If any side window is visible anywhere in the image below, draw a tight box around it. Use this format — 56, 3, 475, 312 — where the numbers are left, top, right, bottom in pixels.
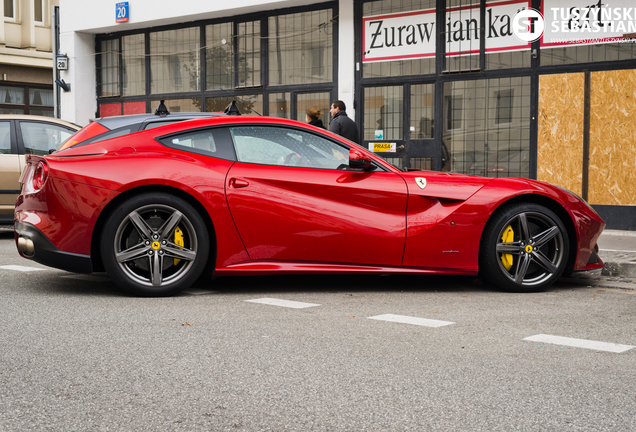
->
158, 128, 236, 161
229, 126, 350, 169
20, 122, 76, 155
0, 122, 11, 154
84, 127, 135, 145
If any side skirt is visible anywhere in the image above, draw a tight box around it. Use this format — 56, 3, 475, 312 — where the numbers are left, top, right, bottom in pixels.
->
214, 261, 478, 277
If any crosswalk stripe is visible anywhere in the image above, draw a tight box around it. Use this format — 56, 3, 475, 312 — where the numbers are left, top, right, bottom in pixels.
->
0, 265, 45, 272
245, 298, 320, 309
368, 314, 455, 327
524, 334, 635, 353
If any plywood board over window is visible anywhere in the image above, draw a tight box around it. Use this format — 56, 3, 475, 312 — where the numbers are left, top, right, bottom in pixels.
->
588, 70, 636, 206
537, 73, 585, 196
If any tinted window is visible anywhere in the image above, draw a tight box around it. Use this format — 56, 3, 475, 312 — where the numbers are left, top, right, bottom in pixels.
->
159, 128, 236, 161
20, 122, 76, 155
0, 121, 11, 154
229, 126, 350, 169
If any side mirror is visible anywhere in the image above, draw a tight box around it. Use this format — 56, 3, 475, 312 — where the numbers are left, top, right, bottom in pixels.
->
349, 148, 376, 171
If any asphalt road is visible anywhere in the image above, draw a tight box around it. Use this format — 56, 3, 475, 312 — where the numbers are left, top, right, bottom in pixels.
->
1, 230, 635, 431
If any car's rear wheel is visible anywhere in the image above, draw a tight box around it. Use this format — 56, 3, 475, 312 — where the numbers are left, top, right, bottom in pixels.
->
101, 193, 210, 296
480, 203, 569, 293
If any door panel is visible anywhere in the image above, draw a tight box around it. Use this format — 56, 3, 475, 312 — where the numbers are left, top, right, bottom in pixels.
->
225, 163, 408, 266
0, 121, 19, 217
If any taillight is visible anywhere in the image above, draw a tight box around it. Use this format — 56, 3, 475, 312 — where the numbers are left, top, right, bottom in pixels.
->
33, 162, 49, 190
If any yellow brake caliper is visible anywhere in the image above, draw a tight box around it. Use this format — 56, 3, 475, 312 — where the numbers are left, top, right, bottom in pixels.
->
174, 227, 184, 265
500, 225, 514, 271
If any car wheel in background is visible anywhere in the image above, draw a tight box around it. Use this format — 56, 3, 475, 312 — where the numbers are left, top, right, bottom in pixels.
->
100, 193, 210, 296
480, 203, 569, 293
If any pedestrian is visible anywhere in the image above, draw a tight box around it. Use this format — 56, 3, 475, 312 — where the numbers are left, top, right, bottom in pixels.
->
305, 108, 326, 129
328, 100, 359, 144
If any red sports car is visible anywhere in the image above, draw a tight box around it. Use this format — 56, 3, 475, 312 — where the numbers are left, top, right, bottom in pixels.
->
14, 113, 605, 296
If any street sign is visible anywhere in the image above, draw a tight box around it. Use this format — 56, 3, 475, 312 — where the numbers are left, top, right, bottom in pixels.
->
56, 55, 68, 70
116, 2, 129, 23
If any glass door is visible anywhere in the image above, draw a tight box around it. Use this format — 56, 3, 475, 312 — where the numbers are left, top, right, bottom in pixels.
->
362, 84, 442, 171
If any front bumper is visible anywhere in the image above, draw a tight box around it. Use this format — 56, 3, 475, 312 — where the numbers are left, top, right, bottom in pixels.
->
14, 221, 93, 273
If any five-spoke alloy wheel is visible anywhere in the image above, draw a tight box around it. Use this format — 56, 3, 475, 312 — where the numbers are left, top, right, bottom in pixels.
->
480, 203, 569, 292
101, 193, 210, 296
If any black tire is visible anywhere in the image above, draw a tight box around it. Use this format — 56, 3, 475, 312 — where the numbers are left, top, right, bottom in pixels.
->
100, 193, 210, 296
480, 203, 569, 293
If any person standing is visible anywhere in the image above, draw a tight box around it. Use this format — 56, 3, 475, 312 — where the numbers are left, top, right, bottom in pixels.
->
305, 108, 326, 129
328, 100, 359, 144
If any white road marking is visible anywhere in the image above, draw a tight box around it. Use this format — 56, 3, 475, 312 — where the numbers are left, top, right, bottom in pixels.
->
61, 274, 110, 282
368, 314, 455, 327
524, 334, 635, 353
0, 265, 45, 272
245, 298, 320, 309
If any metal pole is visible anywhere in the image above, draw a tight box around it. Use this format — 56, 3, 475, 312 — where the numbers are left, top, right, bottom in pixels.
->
52, 5, 60, 118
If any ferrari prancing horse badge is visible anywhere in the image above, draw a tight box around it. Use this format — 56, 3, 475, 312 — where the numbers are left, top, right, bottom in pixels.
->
415, 177, 427, 189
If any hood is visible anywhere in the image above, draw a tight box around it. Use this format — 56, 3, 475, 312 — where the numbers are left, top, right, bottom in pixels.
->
399, 171, 493, 201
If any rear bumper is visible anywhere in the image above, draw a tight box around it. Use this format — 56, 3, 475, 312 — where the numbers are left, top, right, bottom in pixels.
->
14, 221, 92, 273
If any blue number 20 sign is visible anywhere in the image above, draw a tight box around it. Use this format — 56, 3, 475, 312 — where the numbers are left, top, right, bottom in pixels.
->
116, 2, 129, 23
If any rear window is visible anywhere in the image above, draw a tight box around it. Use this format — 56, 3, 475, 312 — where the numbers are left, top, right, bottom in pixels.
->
57, 122, 109, 151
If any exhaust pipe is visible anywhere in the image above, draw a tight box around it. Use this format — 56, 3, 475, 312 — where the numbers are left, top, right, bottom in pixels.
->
17, 237, 35, 255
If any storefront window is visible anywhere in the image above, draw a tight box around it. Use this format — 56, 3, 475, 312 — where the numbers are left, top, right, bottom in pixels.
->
151, 98, 201, 113
237, 21, 261, 88
444, 0, 480, 72
269, 93, 290, 118
99, 39, 119, 97
364, 86, 403, 141
444, 77, 530, 178
206, 95, 263, 115
269, 9, 333, 85
542, 44, 636, 66
410, 84, 434, 139
206, 22, 234, 90
123, 34, 146, 96
150, 27, 201, 94
362, 0, 436, 78
540, 1, 636, 66
297, 92, 331, 128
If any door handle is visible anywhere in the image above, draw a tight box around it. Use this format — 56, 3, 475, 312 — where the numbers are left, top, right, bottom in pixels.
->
397, 145, 405, 151
231, 178, 249, 188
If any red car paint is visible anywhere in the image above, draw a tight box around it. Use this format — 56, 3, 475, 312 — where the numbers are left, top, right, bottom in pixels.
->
15, 115, 604, 284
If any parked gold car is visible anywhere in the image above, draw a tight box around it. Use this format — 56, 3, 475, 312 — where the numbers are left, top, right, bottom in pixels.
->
0, 115, 80, 223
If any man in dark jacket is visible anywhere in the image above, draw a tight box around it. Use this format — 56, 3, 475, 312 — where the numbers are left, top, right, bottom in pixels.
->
329, 100, 360, 144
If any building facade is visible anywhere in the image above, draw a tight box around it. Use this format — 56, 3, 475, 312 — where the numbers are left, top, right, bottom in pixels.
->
1, 0, 58, 116
59, 0, 636, 229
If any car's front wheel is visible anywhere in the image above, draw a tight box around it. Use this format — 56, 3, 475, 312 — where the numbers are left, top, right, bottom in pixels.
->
101, 193, 210, 296
480, 203, 569, 293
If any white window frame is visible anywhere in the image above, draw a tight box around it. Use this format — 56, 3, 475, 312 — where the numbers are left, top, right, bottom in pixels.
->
3, 0, 17, 21
34, 0, 45, 25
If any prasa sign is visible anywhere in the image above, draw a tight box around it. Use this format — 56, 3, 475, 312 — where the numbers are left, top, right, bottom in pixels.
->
363, 0, 531, 63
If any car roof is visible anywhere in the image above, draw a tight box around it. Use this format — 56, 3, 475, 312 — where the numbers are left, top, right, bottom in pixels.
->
0, 114, 81, 130
93, 112, 225, 130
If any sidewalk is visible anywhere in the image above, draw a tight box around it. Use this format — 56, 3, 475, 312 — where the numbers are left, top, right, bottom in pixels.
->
563, 229, 636, 290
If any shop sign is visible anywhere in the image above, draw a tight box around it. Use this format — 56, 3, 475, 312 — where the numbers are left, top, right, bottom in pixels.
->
541, 0, 636, 47
363, 0, 532, 63
369, 142, 397, 152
